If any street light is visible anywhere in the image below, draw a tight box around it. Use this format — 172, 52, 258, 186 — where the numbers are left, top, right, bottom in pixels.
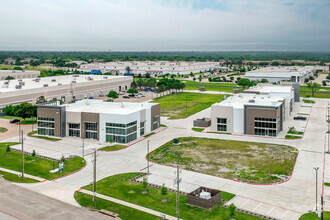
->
314, 167, 319, 212
185, 96, 187, 116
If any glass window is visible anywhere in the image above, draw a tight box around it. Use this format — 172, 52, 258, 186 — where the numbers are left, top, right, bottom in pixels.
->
216, 118, 227, 132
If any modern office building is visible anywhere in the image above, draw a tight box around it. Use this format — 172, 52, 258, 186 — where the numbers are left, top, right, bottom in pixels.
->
80, 61, 221, 76
245, 66, 313, 83
0, 74, 132, 109
0, 70, 40, 80
211, 84, 296, 136
37, 100, 161, 144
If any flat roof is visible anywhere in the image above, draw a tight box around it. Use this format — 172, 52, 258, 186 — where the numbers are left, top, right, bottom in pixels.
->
246, 66, 312, 77
65, 99, 157, 115
0, 70, 40, 75
0, 74, 130, 93
81, 61, 219, 68
245, 84, 293, 94
213, 93, 284, 109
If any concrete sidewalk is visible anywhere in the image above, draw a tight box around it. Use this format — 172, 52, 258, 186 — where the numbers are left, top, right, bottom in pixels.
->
0, 167, 46, 182
80, 189, 178, 220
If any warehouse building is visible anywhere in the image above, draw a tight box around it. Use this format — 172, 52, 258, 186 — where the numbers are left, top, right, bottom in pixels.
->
0, 70, 40, 80
245, 66, 313, 83
0, 74, 132, 109
211, 84, 296, 136
37, 100, 160, 144
80, 61, 221, 76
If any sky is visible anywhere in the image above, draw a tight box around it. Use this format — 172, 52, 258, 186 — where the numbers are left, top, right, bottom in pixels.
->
0, 0, 329, 51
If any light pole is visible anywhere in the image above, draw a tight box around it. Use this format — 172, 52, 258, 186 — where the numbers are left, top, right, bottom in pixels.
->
82, 138, 85, 158
328, 103, 329, 153
147, 140, 150, 174
21, 130, 24, 178
314, 167, 319, 212
185, 96, 187, 116
92, 148, 97, 203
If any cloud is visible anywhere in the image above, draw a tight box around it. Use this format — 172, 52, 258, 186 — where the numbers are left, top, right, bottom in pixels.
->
0, 0, 329, 51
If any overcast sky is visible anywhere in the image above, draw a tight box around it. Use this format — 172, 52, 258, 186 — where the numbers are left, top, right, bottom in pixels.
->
0, 0, 329, 51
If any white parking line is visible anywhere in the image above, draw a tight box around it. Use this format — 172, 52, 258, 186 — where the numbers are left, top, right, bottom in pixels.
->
239, 199, 250, 208
280, 210, 289, 219
266, 206, 275, 215
252, 202, 262, 211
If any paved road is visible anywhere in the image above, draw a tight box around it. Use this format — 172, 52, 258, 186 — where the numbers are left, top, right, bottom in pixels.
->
0, 98, 328, 219
0, 179, 111, 220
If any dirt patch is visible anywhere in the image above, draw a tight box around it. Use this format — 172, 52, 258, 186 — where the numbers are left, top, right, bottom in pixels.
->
149, 137, 297, 184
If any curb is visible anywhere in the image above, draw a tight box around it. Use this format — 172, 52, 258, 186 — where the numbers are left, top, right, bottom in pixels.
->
52, 159, 88, 181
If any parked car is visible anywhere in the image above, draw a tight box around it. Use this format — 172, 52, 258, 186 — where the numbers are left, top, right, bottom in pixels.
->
137, 93, 145, 97
118, 91, 125, 95
9, 119, 20, 123
294, 116, 307, 121
123, 96, 130, 99
128, 94, 135, 97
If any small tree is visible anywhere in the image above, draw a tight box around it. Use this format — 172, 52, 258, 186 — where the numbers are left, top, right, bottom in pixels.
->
107, 90, 118, 100
193, 77, 196, 82
323, 80, 327, 86
161, 183, 168, 202
32, 150, 36, 161
142, 177, 148, 194
127, 88, 138, 94
228, 204, 236, 218
307, 82, 321, 97
198, 77, 202, 82
5, 145, 10, 155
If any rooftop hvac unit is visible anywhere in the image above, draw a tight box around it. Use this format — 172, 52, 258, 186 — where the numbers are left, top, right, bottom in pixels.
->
51, 79, 56, 82
43, 84, 48, 87
103, 76, 108, 79
249, 99, 255, 103
15, 85, 22, 89
72, 81, 76, 83
18, 79, 22, 82
19, 82, 25, 86
58, 83, 62, 86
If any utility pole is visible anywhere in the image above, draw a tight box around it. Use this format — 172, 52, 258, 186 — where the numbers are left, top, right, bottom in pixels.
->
19, 124, 21, 143
147, 140, 150, 174
21, 130, 24, 178
185, 96, 187, 116
174, 165, 181, 220
93, 149, 97, 202
314, 167, 319, 211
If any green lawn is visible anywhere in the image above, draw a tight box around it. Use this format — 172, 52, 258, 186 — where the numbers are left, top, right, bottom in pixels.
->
0, 170, 39, 183
192, 128, 205, 132
144, 132, 155, 137
148, 137, 297, 184
300, 93, 330, 99
98, 145, 127, 151
0, 142, 85, 180
183, 85, 236, 93
151, 92, 227, 119
160, 124, 167, 127
285, 135, 303, 139
287, 130, 304, 135
75, 191, 159, 220
299, 212, 330, 220
324, 182, 330, 187
28, 131, 61, 141
0, 116, 37, 124
302, 99, 315, 104
184, 80, 239, 87
80, 172, 261, 220
0, 127, 8, 133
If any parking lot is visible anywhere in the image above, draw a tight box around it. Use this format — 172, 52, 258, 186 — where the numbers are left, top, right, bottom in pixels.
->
0, 119, 34, 141
95, 90, 156, 103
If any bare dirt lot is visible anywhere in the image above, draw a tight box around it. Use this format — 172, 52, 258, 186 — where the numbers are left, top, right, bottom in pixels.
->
148, 137, 297, 184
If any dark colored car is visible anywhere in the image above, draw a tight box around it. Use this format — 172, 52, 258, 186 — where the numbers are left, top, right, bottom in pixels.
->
128, 94, 135, 97
9, 119, 20, 123
123, 96, 130, 99
294, 116, 307, 121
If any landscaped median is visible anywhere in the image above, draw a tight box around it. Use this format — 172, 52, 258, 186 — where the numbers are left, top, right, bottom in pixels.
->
98, 145, 127, 151
0, 127, 8, 133
151, 92, 228, 119
0, 170, 39, 183
299, 212, 330, 219
0, 142, 85, 181
28, 131, 62, 141
74, 172, 261, 220
148, 137, 298, 184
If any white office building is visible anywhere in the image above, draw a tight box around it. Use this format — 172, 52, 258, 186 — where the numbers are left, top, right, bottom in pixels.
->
245, 66, 313, 83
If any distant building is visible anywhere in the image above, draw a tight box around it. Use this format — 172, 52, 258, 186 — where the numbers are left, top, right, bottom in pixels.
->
245, 66, 313, 83
0, 74, 132, 108
37, 100, 160, 144
0, 70, 40, 80
80, 61, 222, 76
211, 84, 296, 137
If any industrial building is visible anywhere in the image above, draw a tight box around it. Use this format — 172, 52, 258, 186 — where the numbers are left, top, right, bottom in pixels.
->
245, 66, 313, 83
0, 74, 132, 109
0, 70, 40, 80
80, 61, 222, 76
211, 84, 296, 136
37, 100, 160, 144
